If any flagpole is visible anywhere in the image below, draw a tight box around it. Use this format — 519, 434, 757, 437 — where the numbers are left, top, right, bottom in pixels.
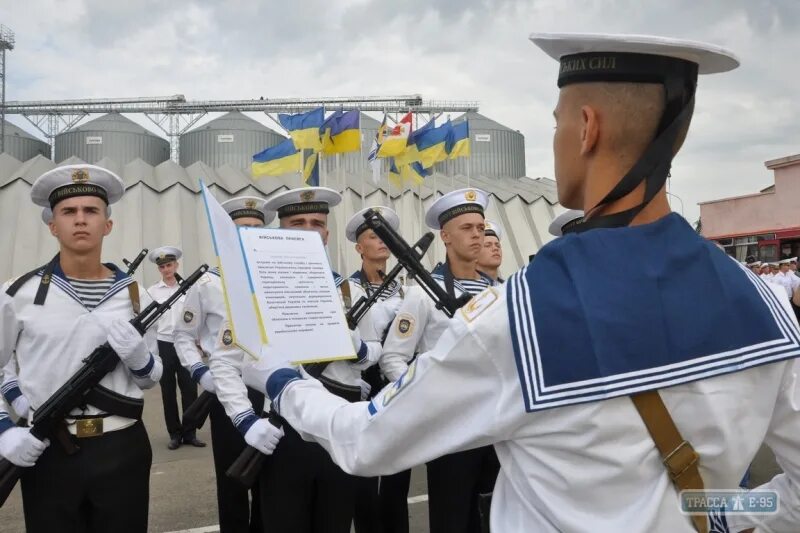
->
299, 148, 304, 186
358, 110, 366, 208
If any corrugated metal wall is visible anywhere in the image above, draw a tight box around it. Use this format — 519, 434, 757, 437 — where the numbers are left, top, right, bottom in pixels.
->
54, 113, 170, 166
179, 112, 287, 171
0, 153, 561, 288
2, 121, 51, 161
448, 112, 526, 179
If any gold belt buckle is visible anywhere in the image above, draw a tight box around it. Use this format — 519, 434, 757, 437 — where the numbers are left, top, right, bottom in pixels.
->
76, 418, 104, 438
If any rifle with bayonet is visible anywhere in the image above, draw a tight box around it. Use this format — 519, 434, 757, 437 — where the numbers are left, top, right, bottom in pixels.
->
123, 248, 148, 277
226, 226, 437, 488
0, 264, 209, 507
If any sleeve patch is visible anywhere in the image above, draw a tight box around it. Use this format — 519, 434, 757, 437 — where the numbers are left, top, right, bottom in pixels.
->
183, 309, 196, 324
395, 313, 416, 337
460, 287, 498, 323
382, 359, 418, 407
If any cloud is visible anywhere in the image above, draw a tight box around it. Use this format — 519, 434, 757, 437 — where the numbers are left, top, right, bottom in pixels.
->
3, 0, 798, 224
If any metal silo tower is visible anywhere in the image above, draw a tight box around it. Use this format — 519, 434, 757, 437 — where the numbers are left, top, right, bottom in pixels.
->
0, 25, 15, 154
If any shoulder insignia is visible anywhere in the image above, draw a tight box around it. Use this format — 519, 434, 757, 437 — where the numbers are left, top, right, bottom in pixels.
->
460, 287, 498, 323
395, 312, 415, 337
183, 310, 195, 324
221, 329, 233, 346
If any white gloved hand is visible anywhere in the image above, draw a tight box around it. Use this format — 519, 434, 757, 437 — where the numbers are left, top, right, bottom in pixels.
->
244, 418, 284, 455
107, 320, 151, 371
11, 396, 30, 418
0, 427, 49, 467
358, 378, 372, 400
199, 372, 216, 394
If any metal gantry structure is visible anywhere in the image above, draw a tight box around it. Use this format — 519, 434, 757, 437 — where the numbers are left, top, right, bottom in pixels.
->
0, 25, 15, 154
3, 94, 479, 162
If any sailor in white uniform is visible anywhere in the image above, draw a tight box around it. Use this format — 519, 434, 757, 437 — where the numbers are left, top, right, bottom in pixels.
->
345, 206, 409, 533
243, 34, 800, 533
772, 258, 800, 298
0, 164, 162, 533
378, 188, 498, 533
214, 186, 380, 533
173, 196, 278, 532
477, 220, 504, 283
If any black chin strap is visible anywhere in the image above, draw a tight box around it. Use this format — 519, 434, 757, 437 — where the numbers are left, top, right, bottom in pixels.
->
565, 68, 697, 234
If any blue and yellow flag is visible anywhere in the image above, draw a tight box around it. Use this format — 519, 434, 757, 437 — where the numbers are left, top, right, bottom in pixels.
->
278, 107, 324, 151
252, 138, 301, 177
447, 120, 470, 159
389, 158, 430, 187
303, 150, 319, 186
321, 110, 360, 155
415, 120, 452, 169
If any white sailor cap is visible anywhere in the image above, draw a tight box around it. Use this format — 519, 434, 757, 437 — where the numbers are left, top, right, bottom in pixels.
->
148, 246, 182, 266
264, 187, 342, 219
529, 33, 739, 88
780, 257, 798, 265
346, 206, 399, 243
31, 164, 125, 208
548, 210, 585, 237
221, 196, 275, 225
746, 261, 762, 268
425, 188, 490, 230
484, 220, 503, 241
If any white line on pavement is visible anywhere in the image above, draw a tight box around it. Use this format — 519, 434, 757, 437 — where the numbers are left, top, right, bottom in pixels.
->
163, 495, 430, 532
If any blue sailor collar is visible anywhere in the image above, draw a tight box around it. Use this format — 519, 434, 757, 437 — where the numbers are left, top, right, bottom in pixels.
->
507, 213, 800, 412
43, 257, 134, 310
332, 271, 344, 288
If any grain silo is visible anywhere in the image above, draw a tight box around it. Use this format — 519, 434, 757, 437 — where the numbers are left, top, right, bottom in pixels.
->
2, 120, 51, 161
179, 112, 286, 171
449, 111, 525, 179
54, 113, 170, 166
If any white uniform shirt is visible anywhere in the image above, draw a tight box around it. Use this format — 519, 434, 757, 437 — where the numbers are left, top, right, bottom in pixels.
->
0, 269, 161, 432
148, 279, 184, 342
275, 281, 800, 533
380, 271, 493, 381
772, 271, 800, 298
173, 269, 220, 382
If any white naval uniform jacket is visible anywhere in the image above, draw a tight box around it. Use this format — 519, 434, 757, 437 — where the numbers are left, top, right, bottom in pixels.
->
0, 266, 161, 432
274, 281, 800, 533
148, 279, 185, 343
173, 268, 218, 384
379, 270, 493, 382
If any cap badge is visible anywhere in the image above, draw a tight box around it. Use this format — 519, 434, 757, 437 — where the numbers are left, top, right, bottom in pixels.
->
300, 190, 315, 202
465, 190, 477, 202
244, 199, 257, 209
71, 168, 90, 184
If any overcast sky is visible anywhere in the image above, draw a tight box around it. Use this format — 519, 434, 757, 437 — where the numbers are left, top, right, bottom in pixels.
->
3, 0, 798, 223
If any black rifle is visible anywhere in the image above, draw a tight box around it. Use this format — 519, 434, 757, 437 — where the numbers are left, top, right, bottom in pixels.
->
181, 389, 215, 432
0, 264, 209, 507
123, 248, 148, 277
226, 230, 439, 487
361, 208, 472, 316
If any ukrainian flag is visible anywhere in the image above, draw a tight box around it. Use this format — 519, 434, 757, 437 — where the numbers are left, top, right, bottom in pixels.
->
321, 110, 361, 155
415, 121, 452, 169
251, 138, 301, 177
389, 158, 429, 187
447, 121, 471, 159
304, 151, 320, 186
278, 107, 324, 151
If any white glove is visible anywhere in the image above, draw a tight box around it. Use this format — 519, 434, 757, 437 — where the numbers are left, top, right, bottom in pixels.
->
199, 372, 216, 394
11, 396, 30, 418
0, 427, 49, 467
107, 320, 151, 371
358, 378, 372, 400
244, 418, 284, 455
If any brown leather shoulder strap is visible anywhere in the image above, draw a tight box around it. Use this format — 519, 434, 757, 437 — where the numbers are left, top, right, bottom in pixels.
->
340, 279, 352, 310
630, 390, 708, 533
127, 282, 141, 315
